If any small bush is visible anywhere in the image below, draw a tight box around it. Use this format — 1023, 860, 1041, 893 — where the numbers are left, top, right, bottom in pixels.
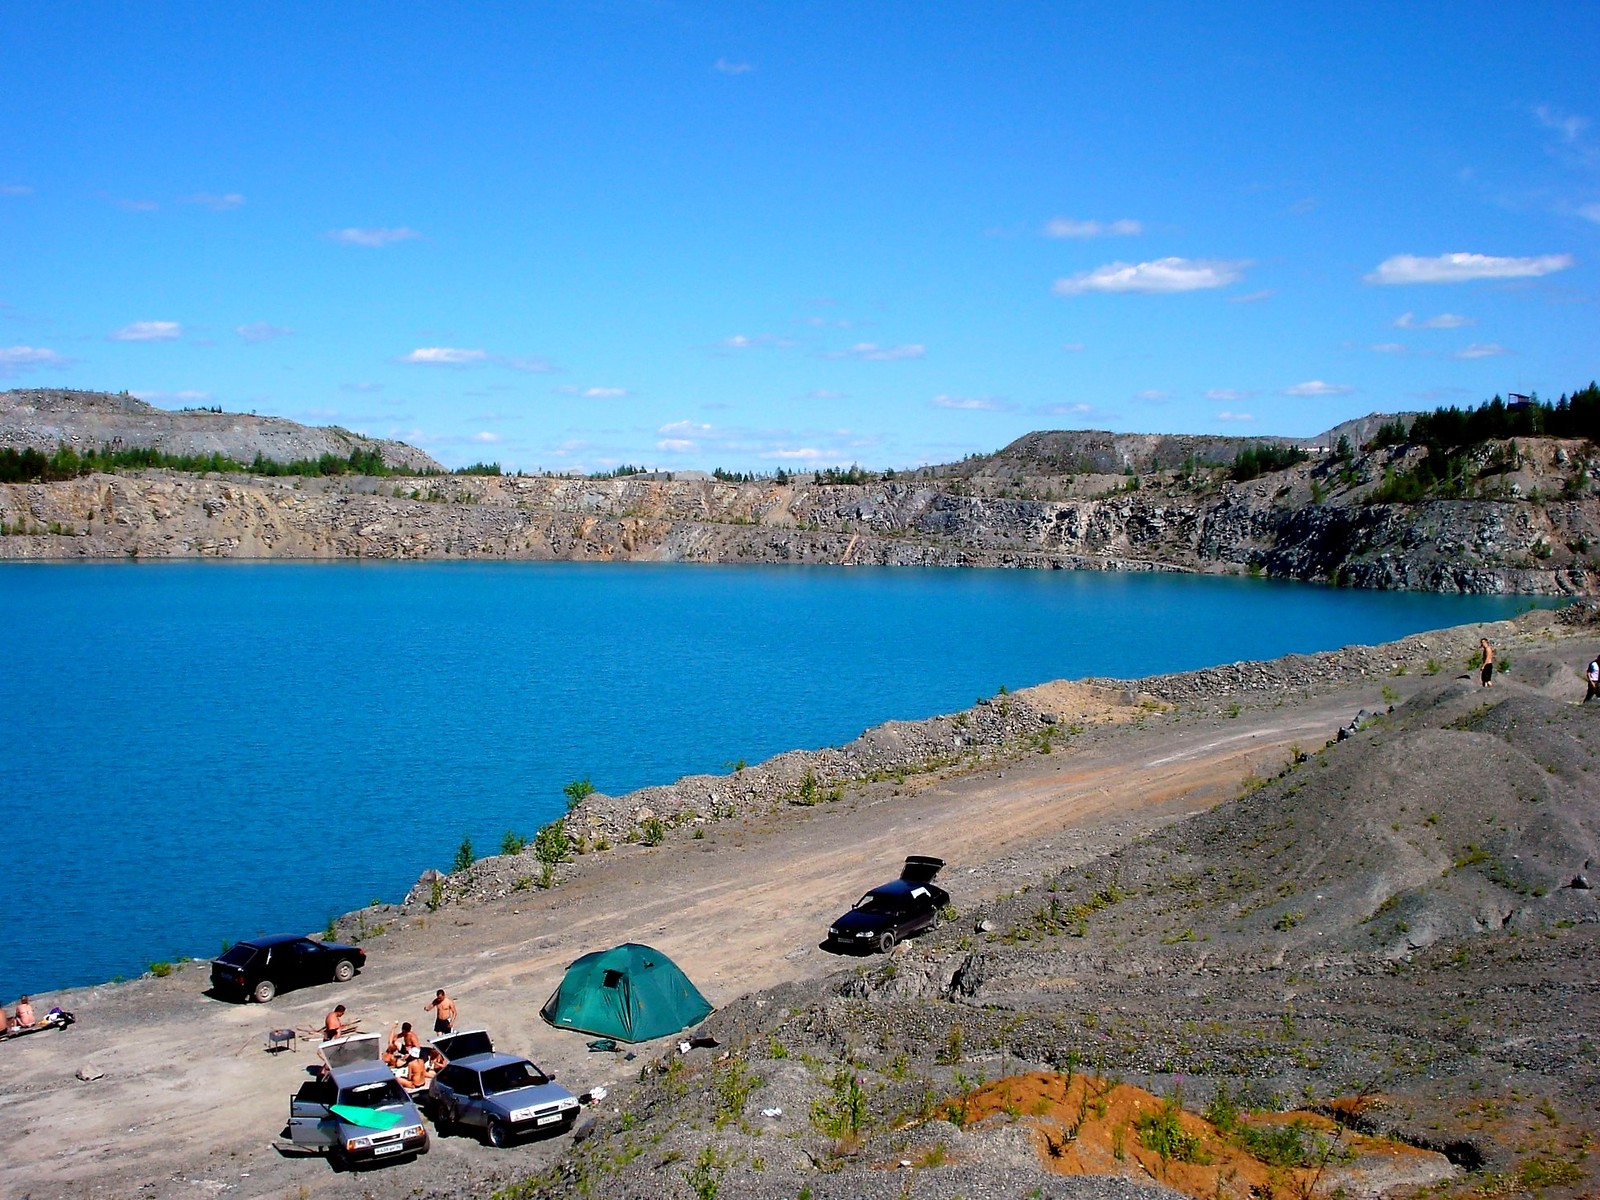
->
500, 829, 527, 856
452, 836, 475, 874
149, 960, 174, 978
534, 821, 570, 865
1136, 1095, 1208, 1163
563, 778, 596, 811
639, 816, 666, 846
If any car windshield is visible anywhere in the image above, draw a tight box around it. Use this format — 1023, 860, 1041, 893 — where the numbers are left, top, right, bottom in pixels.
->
216, 944, 260, 966
482, 1061, 547, 1094
854, 891, 903, 913
339, 1080, 409, 1110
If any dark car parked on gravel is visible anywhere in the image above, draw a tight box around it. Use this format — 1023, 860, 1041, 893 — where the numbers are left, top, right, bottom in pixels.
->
825, 856, 949, 954
210, 933, 366, 1002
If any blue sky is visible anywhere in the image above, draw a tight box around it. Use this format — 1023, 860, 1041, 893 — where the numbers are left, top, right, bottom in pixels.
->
2, 3, 1597, 472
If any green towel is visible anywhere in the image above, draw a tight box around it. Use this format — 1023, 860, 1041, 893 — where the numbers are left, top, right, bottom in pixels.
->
329, 1104, 405, 1131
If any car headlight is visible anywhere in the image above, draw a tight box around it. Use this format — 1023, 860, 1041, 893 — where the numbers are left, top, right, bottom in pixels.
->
402, 1124, 425, 1139
856, 930, 874, 938
509, 1107, 535, 1122
346, 1136, 372, 1151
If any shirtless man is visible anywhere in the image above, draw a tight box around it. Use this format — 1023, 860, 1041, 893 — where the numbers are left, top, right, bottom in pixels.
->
424, 988, 457, 1035
1479, 638, 1495, 687
323, 1004, 347, 1041
398, 1021, 421, 1052
14, 996, 36, 1029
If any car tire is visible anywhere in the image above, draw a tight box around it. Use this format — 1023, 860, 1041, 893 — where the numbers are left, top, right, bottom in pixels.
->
486, 1118, 511, 1149
332, 959, 356, 983
329, 1147, 349, 1173
877, 930, 897, 954
434, 1105, 455, 1137
251, 979, 276, 1003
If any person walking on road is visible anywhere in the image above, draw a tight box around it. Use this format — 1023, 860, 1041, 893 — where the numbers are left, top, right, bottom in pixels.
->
1585, 653, 1599, 703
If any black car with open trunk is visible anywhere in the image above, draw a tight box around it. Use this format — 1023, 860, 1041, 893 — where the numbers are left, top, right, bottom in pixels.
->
825, 856, 949, 954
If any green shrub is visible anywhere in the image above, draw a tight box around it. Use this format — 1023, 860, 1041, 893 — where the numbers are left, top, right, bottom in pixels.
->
639, 816, 666, 846
500, 829, 527, 856
563, 778, 596, 811
1135, 1094, 1208, 1163
452, 836, 475, 874
533, 821, 570, 865
149, 960, 174, 978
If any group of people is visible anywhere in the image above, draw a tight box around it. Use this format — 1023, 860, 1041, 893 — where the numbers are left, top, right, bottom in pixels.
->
318, 988, 458, 1091
1477, 638, 1600, 703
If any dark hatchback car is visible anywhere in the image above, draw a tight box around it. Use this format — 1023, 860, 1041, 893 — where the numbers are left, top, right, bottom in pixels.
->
211, 933, 366, 1002
825, 856, 949, 954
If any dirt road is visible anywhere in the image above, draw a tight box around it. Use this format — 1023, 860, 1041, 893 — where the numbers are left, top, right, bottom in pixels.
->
0, 683, 1376, 1200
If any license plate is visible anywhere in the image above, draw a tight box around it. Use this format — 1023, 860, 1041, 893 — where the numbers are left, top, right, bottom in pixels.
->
374, 1143, 403, 1155
536, 1113, 563, 1125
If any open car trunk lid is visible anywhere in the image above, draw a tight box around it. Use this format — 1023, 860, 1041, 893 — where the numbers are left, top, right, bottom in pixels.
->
900, 855, 945, 884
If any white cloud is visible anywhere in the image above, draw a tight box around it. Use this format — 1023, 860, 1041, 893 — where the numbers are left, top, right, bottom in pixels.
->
1577, 202, 1600, 225
557, 385, 628, 398
1282, 380, 1352, 397
1228, 289, 1276, 304
472, 431, 501, 443
1365, 252, 1574, 285
0, 345, 71, 375
660, 420, 714, 437
1535, 105, 1589, 143
721, 333, 797, 350
502, 355, 555, 373
930, 394, 1012, 411
1205, 388, 1255, 401
658, 438, 696, 452
1061, 341, 1085, 352
765, 447, 828, 461
714, 57, 753, 74
1455, 343, 1509, 359
236, 321, 292, 342
110, 320, 182, 342
117, 198, 159, 212
1, 184, 33, 196
1394, 311, 1473, 329
806, 389, 843, 400
1369, 342, 1408, 354
1037, 401, 1095, 417
401, 346, 486, 365
184, 192, 245, 211
1053, 257, 1248, 295
824, 342, 925, 361
1134, 389, 1169, 402
1043, 217, 1142, 239
329, 226, 421, 247
1216, 411, 1254, 421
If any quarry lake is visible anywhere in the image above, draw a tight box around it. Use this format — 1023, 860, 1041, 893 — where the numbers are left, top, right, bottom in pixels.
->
1, 561, 1549, 996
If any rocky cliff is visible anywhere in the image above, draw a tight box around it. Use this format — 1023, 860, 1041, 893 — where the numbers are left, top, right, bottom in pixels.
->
0, 387, 441, 473
2, 390, 1597, 594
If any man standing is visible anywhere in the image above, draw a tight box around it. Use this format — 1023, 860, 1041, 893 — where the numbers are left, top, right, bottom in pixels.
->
1585, 653, 1599, 703
425, 988, 457, 1035
1479, 638, 1495, 688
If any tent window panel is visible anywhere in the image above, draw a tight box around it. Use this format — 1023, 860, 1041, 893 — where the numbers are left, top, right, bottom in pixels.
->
602, 970, 624, 989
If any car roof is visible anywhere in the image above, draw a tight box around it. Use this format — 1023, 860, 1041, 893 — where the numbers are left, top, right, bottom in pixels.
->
240, 933, 312, 948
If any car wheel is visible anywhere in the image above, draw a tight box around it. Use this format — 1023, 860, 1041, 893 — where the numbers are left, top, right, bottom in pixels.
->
332, 959, 356, 983
251, 979, 276, 1003
877, 930, 897, 954
329, 1147, 349, 1173
434, 1104, 455, 1136
486, 1118, 511, 1148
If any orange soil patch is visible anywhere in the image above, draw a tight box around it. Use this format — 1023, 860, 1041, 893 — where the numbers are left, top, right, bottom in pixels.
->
946, 1073, 1423, 1200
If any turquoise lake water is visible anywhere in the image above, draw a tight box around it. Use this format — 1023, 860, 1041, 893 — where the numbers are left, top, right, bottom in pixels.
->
0, 562, 1546, 997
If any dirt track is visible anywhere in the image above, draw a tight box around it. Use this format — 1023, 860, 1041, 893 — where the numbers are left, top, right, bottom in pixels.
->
0, 669, 1385, 1200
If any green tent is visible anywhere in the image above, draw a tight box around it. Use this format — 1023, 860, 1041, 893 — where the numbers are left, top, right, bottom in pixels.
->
540, 943, 713, 1043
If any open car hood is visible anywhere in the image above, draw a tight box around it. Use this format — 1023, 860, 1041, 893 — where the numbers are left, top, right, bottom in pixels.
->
431, 1028, 493, 1061
320, 1033, 382, 1070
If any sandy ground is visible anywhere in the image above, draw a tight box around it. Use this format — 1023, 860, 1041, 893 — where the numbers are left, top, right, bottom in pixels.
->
0, 677, 1411, 1200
